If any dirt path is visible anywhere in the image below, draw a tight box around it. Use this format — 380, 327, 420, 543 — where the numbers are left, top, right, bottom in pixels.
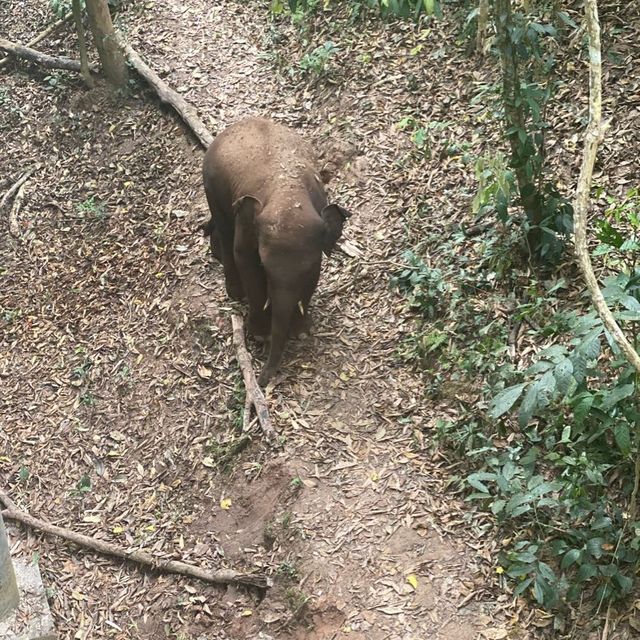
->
125, 3, 507, 638
1, 2, 522, 639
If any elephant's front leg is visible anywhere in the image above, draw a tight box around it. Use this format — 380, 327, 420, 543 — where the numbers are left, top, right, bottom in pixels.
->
204, 191, 244, 300
234, 235, 270, 337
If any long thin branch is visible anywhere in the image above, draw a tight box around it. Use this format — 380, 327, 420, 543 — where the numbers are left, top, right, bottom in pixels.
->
1, 168, 35, 213
0, 490, 268, 589
0, 37, 97, 74
8, 180, 28, 237
231, 314, 277, 444
0, 13, 72, 70
117, 36, 214, 149
573, 0, 640, 373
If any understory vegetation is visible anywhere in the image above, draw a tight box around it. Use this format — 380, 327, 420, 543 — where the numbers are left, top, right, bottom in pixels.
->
264, 0, 640, 627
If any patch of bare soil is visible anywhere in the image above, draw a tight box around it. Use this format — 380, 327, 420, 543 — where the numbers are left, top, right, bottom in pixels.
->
3, 1, 639, 639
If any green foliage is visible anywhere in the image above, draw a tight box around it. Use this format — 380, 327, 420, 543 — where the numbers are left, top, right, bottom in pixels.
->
472, 152, 514, 222
490, 1, 575, 263
396, 116, 462, 163
272, 0, 442, 19
74, 474, 92, 494
391, 231, 513, 393
391, 250, 450, 320
298, 41, 338, 75
76, 196, 108, 221
49, 0, 123, 17
49, 0, 78, 18
397, 188, 640, 616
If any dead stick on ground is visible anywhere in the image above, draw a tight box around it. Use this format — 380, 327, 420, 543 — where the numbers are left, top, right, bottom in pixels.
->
242, 394, 254, 432
231, 314, 277, 444
8, 180, 28, 237
0, 490, 268, 589
0, 168, 35, 214
117, 36, 214, 149
0, 13, 72, 70
0, 37, 97, 74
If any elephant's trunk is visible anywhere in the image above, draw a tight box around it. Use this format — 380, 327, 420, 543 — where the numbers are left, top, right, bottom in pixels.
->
258, 288, 297, 386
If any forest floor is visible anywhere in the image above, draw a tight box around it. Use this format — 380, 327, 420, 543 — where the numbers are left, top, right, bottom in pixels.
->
1, 1, 639, 639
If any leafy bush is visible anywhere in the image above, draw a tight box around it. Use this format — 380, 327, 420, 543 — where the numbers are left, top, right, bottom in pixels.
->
396, 188, 640, 619
298, 41, 338, 75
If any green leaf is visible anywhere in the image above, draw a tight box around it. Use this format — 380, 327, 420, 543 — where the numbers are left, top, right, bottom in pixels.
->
572, 392, 595, 424
514, 577, 533, 595
467, 472, 496, 493
614, 422, 632, 457
614, 573, 633, 594
560, 548, 581, 570
586, 537, 604, 559
554, 358, 575, 395
491, 499, 506, 515
600, 383, 635, 411
577, 563, 598, 581
519, 382, 539, 427
489, 383, 526, 419
518, 371, 556, 427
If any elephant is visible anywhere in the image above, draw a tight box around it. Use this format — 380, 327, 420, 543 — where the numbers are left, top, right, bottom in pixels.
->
201, 117, 350, 386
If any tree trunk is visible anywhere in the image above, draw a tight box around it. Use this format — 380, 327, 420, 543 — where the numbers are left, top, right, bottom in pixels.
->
476, 0, 490, 55
494, 0, 543, 252
73, 0, 94, 87
85, 0, 127, 87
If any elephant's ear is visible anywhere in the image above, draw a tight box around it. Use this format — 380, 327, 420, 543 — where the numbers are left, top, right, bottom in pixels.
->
232, 195, 263, 223
320, 204, 351, 257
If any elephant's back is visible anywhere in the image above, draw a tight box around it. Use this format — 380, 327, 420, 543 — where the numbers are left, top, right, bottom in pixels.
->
203, 117, 320, 201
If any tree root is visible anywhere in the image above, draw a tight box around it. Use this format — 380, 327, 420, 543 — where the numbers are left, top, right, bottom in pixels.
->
8, 180, 28, 237
1, 168, 35, 225
117, 36, 214, 148
0, 489, 269, 590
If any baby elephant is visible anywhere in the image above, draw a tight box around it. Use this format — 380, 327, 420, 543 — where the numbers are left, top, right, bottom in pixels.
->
202, 117, 350, 386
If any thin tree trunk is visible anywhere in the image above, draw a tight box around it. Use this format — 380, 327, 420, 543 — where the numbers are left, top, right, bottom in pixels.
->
573, 0, 640, 373
476, 0, 490, 55
72, 0, 94, 88
494, 0, 543, 251
85, 0, 127, 87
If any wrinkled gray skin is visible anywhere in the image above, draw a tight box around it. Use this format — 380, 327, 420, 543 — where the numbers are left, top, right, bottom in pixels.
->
202, 117, 350, 386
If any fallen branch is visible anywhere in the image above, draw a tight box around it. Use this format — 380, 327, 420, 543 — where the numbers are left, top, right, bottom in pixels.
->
8, 180, 29, 237
117, 36, 214, 149
231, 314, 277, 444
1, 168, 35, 214
0, 37, 97, 74
0, 13, 72, 70
0, 489, 268, 589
